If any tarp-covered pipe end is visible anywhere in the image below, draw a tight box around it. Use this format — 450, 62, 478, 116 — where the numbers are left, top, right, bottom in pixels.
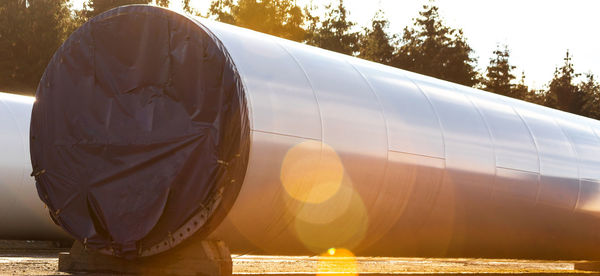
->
30, 5, 250, 258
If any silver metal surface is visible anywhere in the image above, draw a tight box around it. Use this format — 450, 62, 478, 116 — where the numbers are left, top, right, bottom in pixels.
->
0, 92, 68, 240
3, 8, 600, 258
202, 19, 600, 258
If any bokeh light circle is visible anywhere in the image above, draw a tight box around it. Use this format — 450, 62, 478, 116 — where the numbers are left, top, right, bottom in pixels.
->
280, 141, 344, 204
293, 181, 369, 253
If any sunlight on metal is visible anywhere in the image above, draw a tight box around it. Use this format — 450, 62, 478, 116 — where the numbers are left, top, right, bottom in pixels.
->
317, 248, 358, 276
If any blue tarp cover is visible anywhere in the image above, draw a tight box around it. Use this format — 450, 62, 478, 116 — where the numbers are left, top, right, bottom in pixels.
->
30, 5, 249, 258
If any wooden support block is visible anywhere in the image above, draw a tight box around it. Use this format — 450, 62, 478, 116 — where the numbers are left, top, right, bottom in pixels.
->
58, 239, 232, 275
574, 261, 600, 272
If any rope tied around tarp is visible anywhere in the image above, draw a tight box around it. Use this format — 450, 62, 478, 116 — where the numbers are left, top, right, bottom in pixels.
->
31, 168, 46, 177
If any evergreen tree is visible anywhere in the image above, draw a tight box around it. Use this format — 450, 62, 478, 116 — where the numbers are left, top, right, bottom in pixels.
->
358, 10, 395, 65
0, 0, 76, 94
304, 0, 359, 55
208, 0, 237, 23
545, 50, 584, 114
512, 72, 528, 98
525, 90, 547, 106
182, 0, 204, 16
155, 0, 169, 7
483, 45, 517, 98
82, 0, 152, 19
579, 73, 600, 119
208, 0, 305, 42
393, 3, 478, 87
512, 72, 545, 105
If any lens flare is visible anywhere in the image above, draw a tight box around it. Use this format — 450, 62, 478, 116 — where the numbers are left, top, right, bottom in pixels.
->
317, 248, 358, 276
293, 183, 369, 253
292, 176, 354, 225
280, 141, 344, 204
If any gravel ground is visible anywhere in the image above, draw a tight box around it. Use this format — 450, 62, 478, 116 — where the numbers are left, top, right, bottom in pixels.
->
0, 250, 598, 275
0, 251, 67, 275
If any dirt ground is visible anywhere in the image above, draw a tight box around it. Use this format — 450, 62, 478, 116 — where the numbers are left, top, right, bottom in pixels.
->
1, 250, 599, 275
0, 240, 598, 275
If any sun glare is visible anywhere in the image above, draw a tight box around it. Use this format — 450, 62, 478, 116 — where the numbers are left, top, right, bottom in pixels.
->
317, 248, 358, 276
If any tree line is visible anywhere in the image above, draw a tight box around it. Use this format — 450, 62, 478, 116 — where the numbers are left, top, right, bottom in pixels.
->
1, 0, 599, 119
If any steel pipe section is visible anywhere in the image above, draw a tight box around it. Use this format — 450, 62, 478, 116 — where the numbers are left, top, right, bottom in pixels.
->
0, 92, 69, 240
6, 5, 600, 259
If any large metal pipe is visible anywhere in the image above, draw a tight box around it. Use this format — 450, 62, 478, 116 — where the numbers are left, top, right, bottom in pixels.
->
0, 92, 69, 240
4, 5, 600, 259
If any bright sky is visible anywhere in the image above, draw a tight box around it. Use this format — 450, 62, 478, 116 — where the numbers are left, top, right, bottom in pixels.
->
72, 0, 600, 89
